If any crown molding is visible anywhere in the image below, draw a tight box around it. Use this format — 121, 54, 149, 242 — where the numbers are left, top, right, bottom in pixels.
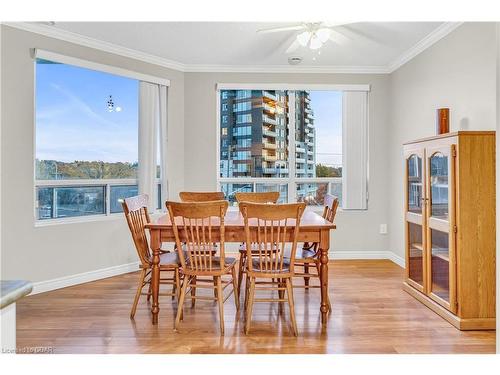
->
387, 22, 463, 73
3, 21, 463, 75
2, 21, 188, 72
182, 64, 390, 74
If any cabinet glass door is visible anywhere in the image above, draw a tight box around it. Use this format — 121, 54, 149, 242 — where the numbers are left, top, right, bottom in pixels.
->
429, 153, 449, 220
407, 154, 423, 214
405, 151, 426, 292
426, 146, 456, 312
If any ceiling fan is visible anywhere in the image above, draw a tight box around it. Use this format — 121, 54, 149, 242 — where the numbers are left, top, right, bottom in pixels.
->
257, 22, 348, 53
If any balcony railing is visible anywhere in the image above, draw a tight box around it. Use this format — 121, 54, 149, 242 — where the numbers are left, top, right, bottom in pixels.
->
218, 177, 342, 207
262, 128, 277, 137
262, 168, 277, 174
263, 103, 276, 114
296, 146, 306, 153
35, 178, 162, 221
263, 115, 277, 126
296, 158, 306, 163
263, 91, 277, 101
262, 154, 277, 162
262, 142, 277, 149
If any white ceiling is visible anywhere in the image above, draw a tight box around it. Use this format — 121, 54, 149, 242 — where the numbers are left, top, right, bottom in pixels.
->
18, 22, 462, 73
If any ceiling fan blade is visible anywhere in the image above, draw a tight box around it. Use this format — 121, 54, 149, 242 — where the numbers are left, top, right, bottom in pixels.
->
328, 29, 351, 46
257, 24, 305, 34
323, 22, 353, 29
285, 39, 301, 54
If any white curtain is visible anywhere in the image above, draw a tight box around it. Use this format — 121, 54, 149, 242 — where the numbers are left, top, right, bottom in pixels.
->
158, 85, 168, 208
138, 82, 168, 211
342, 91, 368, 210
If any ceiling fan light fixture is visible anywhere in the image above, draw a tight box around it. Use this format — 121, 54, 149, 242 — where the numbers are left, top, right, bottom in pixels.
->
296, 31, 311, 46
316, 28, 331, 43
309, 34, 323, 50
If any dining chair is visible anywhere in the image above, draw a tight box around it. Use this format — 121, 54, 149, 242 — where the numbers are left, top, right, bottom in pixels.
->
121, 195, 181, 319
179, 191, 225, 202
293, 194, 339, 312
166, 200, 239, 335
239, 201, 306, 336
234, 191, 280, 297
178, 191, 225, 300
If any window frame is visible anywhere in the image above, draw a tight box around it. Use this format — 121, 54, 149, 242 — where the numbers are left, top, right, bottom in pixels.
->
215, 84, 367, 207
33, 50, 169, 225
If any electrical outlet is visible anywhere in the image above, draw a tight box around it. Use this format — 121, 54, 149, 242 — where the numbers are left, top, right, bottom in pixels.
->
379, 224, 388, 234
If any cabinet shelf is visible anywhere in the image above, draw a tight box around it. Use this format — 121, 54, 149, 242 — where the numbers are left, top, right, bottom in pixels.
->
432, 247, 449, 262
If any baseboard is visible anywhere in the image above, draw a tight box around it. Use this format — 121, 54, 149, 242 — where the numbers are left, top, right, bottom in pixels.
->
386, 251, 406, 268
330, 250, 406, 268
29, 251, 405, 295
31, 261, 140, 295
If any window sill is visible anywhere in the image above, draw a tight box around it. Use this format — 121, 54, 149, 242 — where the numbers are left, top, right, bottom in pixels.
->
34, 213, 125, 228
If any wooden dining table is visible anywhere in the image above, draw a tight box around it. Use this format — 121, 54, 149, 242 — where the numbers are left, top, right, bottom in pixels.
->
145, 209, 336, 325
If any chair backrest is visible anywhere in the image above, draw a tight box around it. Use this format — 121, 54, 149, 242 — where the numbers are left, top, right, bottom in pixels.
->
239, 202, 306, 275
323, 194, 339, 223
121, 194, 151, 267
179, 191, 225, 202
166, 200, 229, 273
234, 191, 280, 204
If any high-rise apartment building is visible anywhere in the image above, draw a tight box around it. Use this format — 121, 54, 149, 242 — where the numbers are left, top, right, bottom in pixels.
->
219, 90, 315, 179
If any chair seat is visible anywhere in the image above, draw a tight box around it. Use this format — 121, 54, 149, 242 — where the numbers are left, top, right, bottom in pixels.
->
141, 251, 181, 269
249, 258, 291, 274
182, 244, 217, 255
185, 256, 237, 272
294, 248, 319, 263
238, 243, 279, 254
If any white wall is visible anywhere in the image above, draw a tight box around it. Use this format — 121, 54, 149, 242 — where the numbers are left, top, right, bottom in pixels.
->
0, 25, 185, 283
388, 22, 497, 259
184, 72, 392, 255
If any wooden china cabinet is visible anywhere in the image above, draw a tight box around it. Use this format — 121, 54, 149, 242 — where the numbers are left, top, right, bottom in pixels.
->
403, 131, 496, 330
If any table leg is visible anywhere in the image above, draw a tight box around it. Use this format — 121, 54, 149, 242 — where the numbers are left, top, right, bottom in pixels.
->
150, 229, 161, 324
319, 229, 330, 324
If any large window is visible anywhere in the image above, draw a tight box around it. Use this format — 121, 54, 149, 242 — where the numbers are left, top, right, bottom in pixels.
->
35, 58, 162, 221
218, 89, 344, 206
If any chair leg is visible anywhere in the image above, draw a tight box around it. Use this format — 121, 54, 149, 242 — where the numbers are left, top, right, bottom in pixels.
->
278, 278, 285, 300
191, 276, 197, 308
231, 267, 240, 310
146, 274, 152, 302
130, 269, 147, 319
244, 273, 250, 312
216, 276, 225, 336
237, 254, 245, 299
175, 275, 189, 331
245, 277, 256, 334
174, 268, 181, 301
304, 263, 310, 288
171, 269, 178, 300
285, 278, 298, 336
213, 276, 218, 299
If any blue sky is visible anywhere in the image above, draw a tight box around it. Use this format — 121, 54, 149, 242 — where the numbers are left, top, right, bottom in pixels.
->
36, 60, 139, 163
309, 91, 343, 167
36, 62, 342, 167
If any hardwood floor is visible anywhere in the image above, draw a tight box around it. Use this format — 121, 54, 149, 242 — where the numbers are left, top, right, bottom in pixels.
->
16, 260, 495, 354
